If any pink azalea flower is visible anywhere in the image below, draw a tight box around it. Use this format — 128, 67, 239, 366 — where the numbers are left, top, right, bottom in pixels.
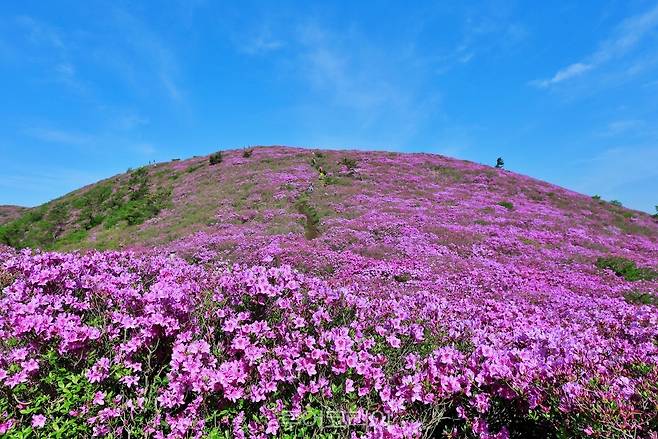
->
31, 414, 46, 428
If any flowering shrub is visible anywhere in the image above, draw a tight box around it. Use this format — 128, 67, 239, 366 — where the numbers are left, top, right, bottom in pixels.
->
1, 248, 657, 438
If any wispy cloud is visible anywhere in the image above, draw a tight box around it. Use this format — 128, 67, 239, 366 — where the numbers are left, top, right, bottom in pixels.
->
296, 23, 429, 116
532, 3, 658, 87
0, 165, 105, 206
133, 143, 156, 155
237, 26, 284, 55
574, 146, 658, 194
114, 111, 150, 130
531, 62, 593, 87
291, 22, 443, 147
15, 16, 89, 93
25, 127, 93, 145
599, 119, 644, 137
17, 15, 65, 50
435, 17, 528, 74
111, 8, 185, 103
22, 124, 158, 158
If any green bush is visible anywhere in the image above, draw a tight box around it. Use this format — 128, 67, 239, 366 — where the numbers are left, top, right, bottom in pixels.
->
592, 195, 601, 201
339, 157, 358, 170
209, 151, 223, 165
242, 149, 253, 158
104, 188, 170, 229
320, 175, 341, 185
623, 291, 658, 306
596, 256, 658, 281
394, 272, 411, 282
497, 201, 514, 210
610, 200, 623, 207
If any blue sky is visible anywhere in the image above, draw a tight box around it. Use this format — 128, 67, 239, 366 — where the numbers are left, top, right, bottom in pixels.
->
1, 1, 657, 213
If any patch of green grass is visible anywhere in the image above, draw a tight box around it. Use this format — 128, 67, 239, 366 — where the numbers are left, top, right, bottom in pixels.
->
497, 201, 514, 210
429, 165, 463, 181
519, 237, 539, 246
623, 291, 658, 306
57, 229, 89, 246
320, 175, 341, 185
295, 194, 321, 240
596, 256, 658, 281
612, 216, 653, 236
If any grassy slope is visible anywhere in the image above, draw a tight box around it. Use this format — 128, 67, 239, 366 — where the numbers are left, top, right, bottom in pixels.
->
0, 206, 28, 226
0, 145, 656, 253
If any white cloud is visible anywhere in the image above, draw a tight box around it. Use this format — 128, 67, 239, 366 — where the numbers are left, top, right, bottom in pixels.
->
532, 3, 658, 87
531, 62, 593, 87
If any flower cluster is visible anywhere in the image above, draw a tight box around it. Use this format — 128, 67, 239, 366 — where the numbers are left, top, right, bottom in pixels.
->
0, 246, 657, 438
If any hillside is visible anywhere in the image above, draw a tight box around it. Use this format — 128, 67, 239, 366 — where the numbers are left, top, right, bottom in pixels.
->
0, 146, 657, 438
0, 205, 27, 226
0, 146, 656, 254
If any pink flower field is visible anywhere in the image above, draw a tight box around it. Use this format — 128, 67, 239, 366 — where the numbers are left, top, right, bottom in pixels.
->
1, 147, 657, 438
